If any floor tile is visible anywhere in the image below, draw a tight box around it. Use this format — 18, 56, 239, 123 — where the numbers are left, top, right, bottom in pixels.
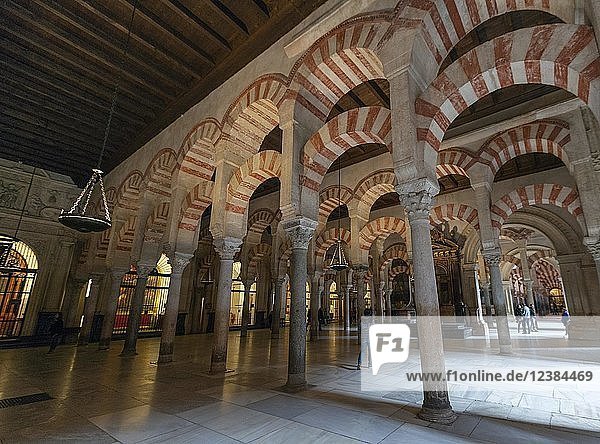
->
381, 423, 475, 443
138, 423, 238, 443
246, 394, 321, 419
251, 421, 363, 443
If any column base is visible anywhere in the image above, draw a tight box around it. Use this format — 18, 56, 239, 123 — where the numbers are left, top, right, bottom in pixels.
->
499, 345, 513, 355
240, 330, 248, 337
210, 360, 227, 374
418, 406, 458, 424
120, 349, 137, 357
285, 373, 306, 391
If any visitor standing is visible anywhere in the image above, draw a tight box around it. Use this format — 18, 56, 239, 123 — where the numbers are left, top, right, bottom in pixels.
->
561, 309, 570, 338
529, 303, 539, 331
521, 304, 531, 334
48, 313, 64, 353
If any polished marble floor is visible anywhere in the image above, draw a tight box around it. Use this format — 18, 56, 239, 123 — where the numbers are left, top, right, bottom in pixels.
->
1, 319, 600, 443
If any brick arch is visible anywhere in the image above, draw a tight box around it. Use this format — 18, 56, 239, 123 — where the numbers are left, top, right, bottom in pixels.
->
302, 106, 391, 191
430, 203, 479, 231
115, 171, 143, 211
359, 216, 407, 251
533, 258, 561, 291
416, 25, 600, 155
177, 118, 220, 182
145, 202, 170, 244
226, 150, 281, 216
389, 264, 410, 280
380, 243, 408, 270
318, 185, 353, 224
354, 169, 397, 217
144, 148, 178, 198
479, 119, 571, 175
116, 215, 137, 252
409, 0, 572, 83
179, 182, 213, 232
221, 75, 286, 158
248, 242, 271, 277
490, 184, 585, 233
528, 250, 556, 267
315, 227, 351, 261
246, 209, 276, 245
287, 14, 391, 124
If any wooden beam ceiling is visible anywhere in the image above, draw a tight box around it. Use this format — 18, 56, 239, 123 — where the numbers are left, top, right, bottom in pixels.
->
1, 0, 328, 185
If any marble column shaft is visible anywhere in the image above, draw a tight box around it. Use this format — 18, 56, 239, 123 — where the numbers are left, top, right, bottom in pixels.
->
240, 279, 253, 337
98, 269, 128, 350
310, 272, 321, 341
271, 277, 285, 339
344, 284, 351, 331
210, 238, 242, 373
121, 264, 153, 356
158, 252, 193, 363
77, 273, 102, 346
484, 249, 512, 354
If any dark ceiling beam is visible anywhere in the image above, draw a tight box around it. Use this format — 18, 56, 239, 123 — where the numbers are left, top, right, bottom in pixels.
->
117, 0, 215, 66
73, 0, 202, 80
1, 2, 175, 103
29, 0, 190, 91
0, 59, 147, 131
205, 0, 249, 34
2, 76, 133, 142
251, 0, 270, 17
164, 0, 231, 51
0, 97, 130, 146
0, 36, 155, 121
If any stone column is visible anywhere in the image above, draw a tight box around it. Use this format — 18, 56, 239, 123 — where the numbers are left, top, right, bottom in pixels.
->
271, 277, 285, 338
310, 271, 321, 341
516, 242, 534, 305
240, 278, 253, 337
64, 278, 88, 329
483, 249, 512, 354
585, 239, 600, 297
343, 284, 351, 331
158, 252, 193, 363
397, 179, 456, 424
210, 237, 242, 373
98, 268, 128, 350
282, 217, 317, 389
481, 280, 492, 317
353, 265, 368, 345
120, 263, 153, 356
77, 272, 103, 346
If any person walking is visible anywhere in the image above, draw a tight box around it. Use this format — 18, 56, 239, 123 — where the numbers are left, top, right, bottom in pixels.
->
521, 304, 531, 334
515, 304, 523, 333
529, 303, 539, 332
561, 309, 570, 338
317, 307, 324, 331
48, 313, 64, 353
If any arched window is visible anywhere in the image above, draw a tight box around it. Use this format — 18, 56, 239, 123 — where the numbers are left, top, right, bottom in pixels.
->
0, 235, 38, 338
114, 253, 171, 335
229, 262, 256, 327
329, 281, 339, 320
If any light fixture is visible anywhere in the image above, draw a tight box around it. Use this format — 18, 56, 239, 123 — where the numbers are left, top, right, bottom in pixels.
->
59, 1, 138, 234
1, 167, 36, 273
329, 156, 348, 271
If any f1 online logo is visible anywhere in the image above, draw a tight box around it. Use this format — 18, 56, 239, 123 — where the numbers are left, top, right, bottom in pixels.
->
369, 324, 410, 375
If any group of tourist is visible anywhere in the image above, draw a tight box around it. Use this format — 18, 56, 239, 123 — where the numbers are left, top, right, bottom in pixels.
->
515, 302, 539, 334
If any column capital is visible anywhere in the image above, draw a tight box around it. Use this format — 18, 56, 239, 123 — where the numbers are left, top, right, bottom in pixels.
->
482, 248, 502, 267
169, 252, 194, 275
89, 271, 105, 284
136, 263, 154, 278
584, 236, 600, 262
273, 276, 286, 286
462, 262, 479, 272
213, 237, 242, 260
396, 177, 439, 222
352, 264, 369, 279
282, 216, 317, 250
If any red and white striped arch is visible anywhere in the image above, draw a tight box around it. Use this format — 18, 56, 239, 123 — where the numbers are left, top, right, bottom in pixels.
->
221, 75, 286, 158
318, 185, 353, 224
528, 250, 555, 267
248, 242, 271, 277
226, 150, 281, 215
437, 149, 477, 179
354, 169, 397, 216
116, 215, 137, 252
533, 259, 562, 291
302, 106, 391, 191
359, 216, 407, 251
389, 264, 410, 280
179, 182, 213, 232
409, 0, 571, 80
246, 209, 276, 245
430, 203, 479, 231
380, 243, 409, 270
416, 25, 600, 154
145, 202, 170, 244
480, 120, 571, 175
491, 184, 584, 232
315, 227, 351, 261
144, 149, 178, 198
115, 171, 143, 211
288, 18, 389, 122
177, 118, 220, 183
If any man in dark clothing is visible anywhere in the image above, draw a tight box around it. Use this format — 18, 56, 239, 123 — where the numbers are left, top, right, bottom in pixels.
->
317, 307, 324, 331
48, 313, 64, 353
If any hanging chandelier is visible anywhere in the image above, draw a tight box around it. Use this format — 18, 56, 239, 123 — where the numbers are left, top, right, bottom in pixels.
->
59, 1, 138, 234
1, 167, 36, 273
329, 156, 349, 271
